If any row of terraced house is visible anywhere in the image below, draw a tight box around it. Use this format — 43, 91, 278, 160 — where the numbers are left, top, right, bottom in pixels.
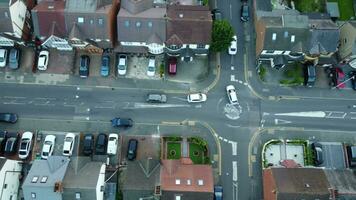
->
0, 0, 212, 62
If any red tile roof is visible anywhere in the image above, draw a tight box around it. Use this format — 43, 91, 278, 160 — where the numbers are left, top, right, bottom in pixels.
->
160, 159, 213, 193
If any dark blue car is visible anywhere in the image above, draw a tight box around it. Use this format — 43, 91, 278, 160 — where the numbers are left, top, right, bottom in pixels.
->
111, 118, 133, 128
100, 55, 110, 77
214, 186, 223, 200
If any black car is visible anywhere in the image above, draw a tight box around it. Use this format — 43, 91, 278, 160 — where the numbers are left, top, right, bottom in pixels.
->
127, 139, 138, 160
111, 118, 133, 128
79, 55, 90, 78
0, 113, 18, 123
95, 133, 107, 155
0, 131, 7, 152
8, 48, 20, 69
4, 133, 18, 155
311, 142, 323, 166
240, 4, 250, 22
212, 9, 222, 20
349, 71, 356, 91
83, 134, 94, 156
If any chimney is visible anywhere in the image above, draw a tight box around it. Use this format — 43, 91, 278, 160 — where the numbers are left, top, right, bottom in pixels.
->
54, 181, 63, 193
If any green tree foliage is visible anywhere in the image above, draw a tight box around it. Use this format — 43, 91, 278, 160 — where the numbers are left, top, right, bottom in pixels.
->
210, 20, 235, 52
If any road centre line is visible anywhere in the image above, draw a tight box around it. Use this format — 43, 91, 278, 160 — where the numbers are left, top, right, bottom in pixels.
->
232, 161, 238, 181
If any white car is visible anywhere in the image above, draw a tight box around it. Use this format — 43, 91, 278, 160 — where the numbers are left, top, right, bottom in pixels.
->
0, 49, 7, 67
187, 93, 207, 103
63, 133, 75, 156
147, 57, 156, 76
228, 35, 237, 55
117, 54, 127, 75
107, 133, 118, 155
18, 131, 33, 159
226, 85, 238, 105
37, 50, 49, 70
41, 135, 56, 159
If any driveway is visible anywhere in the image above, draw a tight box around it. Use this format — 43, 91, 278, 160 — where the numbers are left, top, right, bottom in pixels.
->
320, 142, 346, 169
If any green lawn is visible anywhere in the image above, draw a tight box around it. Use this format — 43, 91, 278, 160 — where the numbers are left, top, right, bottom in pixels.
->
328, 0, 355, 20
189, 143, 207, 164
167, 142, 181, 159
291, 0, 326, 13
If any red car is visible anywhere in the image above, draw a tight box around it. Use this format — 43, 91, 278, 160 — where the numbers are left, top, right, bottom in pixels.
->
168, 57, 177, 75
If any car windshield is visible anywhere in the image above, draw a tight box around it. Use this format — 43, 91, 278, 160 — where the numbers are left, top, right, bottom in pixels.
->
0, 57, 3, 62
19, 151, 26, 155
44, 141, 52, 145
118, 64, 125, 70
148, 66, 155, 71
102, 58, 109, 66
42, 152, 48, 156
20, 141, 28, 149
65, 137, 73, 142
215, 192, 222, 197
109, 137, 116, 141
129, 150, 133, 154
2, 114, 11, 121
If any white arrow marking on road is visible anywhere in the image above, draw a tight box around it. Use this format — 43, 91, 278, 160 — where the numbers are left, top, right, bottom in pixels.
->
232, 161, 238, 181
275, 111, 326, 118
75, 95, 79, 99
274, 119, 292, 125
231, 75, 235, 81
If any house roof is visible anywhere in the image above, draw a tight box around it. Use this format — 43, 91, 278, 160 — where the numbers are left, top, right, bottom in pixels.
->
268, 167, 330, 199
160, 159, 214, 193
326, 2, 340, 18
324, 169, 356, 198
0, 6, 13, 33
118, 6, 165, 19
23, 156, 70, 188
0, 157, 6, 170
63, 157, 104, 189
166, 4, 212, 44
308, 19, 340, 55
65, 0, 111, 12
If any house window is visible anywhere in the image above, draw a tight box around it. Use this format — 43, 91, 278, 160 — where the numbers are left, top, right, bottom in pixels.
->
75, 192, 81, 199
148, 21, 153, 27
78, 17, 84, 23
98, 18, 103, 25
136, 21, 141, 27
40, 176, 48, 183
31, 176, 39, 183
31, 193, 36, 199
124, 20, 129, 27
175, 195, 181, 200
4, 11, 8, 18
4, 184, 7, 189
89, 19, 94, 24
197, 44, 205, 49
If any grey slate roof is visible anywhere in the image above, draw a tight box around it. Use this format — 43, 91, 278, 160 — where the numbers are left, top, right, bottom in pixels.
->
324, 169, 356, 199
308, 19, 340, 55
0, 4, 12, 33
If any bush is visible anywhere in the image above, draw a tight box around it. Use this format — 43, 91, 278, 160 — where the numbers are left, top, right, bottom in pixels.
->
259, 66, 267, 81
165, 136, 182, 142
159, 63, 165, 78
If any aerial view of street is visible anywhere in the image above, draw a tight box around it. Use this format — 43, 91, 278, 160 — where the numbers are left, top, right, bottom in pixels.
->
0, 0, 356, 200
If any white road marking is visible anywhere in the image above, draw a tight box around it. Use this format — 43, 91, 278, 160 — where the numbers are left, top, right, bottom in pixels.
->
223, 139, 228, 142
231, 141, 237, 156
3, 102, 26, 105
132, 103, 190, 109
94, 105, 115, 109
226, 124, 241, 128
218, 136, 223, 140
231, 66, 235, 70
274, 118, 292, 125
231, 75, 235, 81
275, 111, 326, 118
325, 111, 347, 119
232, 161, 238, 181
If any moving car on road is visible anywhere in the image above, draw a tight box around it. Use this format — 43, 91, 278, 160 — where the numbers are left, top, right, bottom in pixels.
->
0, 113, 18, 123
63, 133, 75, 156
240, 4, 250, 22
41, 135, 56, 159
117, 54, 127, 75
226, 85, 238, 105
18, 131, 33, 159
111, 118, 133, 128
214, 185, 223, 200
83, 134, 94, 156
127, 139, 138, 160
146, 94, 167, 103
95, 133, 107, 155
0, 49, 7, 67
79, 55, 90, 78
107, 133, 118, 155
37, 50, 49, 71
228, 35, 237, 55
100, 55, 110, 77
187, 93, 207, 103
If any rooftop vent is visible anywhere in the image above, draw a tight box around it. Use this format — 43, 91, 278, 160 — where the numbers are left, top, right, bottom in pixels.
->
31, 176, 39, 183
305, 183, 310, 188
198, 179, 204, 186
175, 179, 181, 185
40, 176, 48, 183
291, 35, 295, 43
48, 5, 54, 9
272, 33, 277, 41
187, 179, 191, 185
179, 13, 184, 18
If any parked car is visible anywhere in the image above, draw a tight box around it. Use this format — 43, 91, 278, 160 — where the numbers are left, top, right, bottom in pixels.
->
8, 48, 20, 69
83, 134, 94, 156
111, 118, 133, 128
107, 133, 118, 155
212, 8, 222, 20
62, 133, 75, 156
4, 133, 18, 155
0, 113, 18, 123
0, 131, 7, 153
214, 186, 223, 200
127, 139, 138, 160
41, 134, 56, 159
0, 48, 7, 67
305, 64, 316, 87
346, 145, 356, 167
226, 85, 238, 105
146, 94, 167, 103
37, 50, 49, 71
147, 57, 156, 76
79, 55, 90, 78
327, 67, 345, 88
228, 35, 237, 55
349, 71, 356, 91
240, 4, 250, 22
168, 57, 177, 75
311, 142, 323, 166
18, 131, 33, 159
100, 55, 110, 77
187, 93, 207, 103
117, 54, 127, 75
95, 133, 107, 155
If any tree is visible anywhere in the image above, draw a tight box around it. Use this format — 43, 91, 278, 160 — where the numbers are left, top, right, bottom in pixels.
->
210, 20, 234, 52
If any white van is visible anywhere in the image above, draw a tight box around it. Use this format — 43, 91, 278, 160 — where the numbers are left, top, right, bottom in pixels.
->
0, 49, 7, 67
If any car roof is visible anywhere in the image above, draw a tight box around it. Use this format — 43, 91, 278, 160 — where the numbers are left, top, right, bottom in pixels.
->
190, 93, 201, 100
149, 59, 155, 66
